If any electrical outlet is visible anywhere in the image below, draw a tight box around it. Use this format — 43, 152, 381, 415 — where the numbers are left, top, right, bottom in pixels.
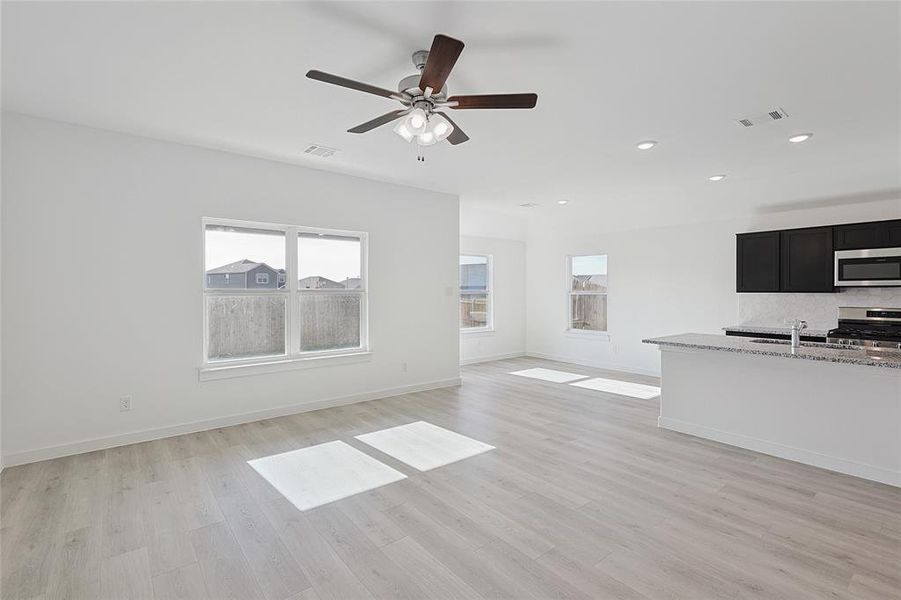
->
119, 395, 132, 412
402, 362, 408, 373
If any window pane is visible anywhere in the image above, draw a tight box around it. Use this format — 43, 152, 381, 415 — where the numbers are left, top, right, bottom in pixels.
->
460, 255, 488, 292
570, 294, 607, 331
300, 293, 362, 352
460, 293, 489, 329
298, 233, 361, 289
205, 225, 286, 289
207, 296, 286, 361
571, 255, 607, 292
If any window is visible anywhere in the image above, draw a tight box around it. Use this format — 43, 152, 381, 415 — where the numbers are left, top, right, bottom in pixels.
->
203, 219, 367, 366
460, 255, 492, 331
298, 233, 363, 352
567, 255, 607, 333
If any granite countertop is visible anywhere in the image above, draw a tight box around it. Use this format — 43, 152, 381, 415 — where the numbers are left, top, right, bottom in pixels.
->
643, 333, 901, 370
723, 325, 831, 338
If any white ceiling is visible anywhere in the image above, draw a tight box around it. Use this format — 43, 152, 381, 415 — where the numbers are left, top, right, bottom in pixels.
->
3, 1, 899, 228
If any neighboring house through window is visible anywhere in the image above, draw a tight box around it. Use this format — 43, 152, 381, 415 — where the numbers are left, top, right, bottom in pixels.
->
203, 219, 368, 365
568, 254, 607, 333
460, 254, 492, 331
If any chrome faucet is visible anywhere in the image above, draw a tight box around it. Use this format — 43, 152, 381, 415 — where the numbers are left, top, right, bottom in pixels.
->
790, 320, 808, 349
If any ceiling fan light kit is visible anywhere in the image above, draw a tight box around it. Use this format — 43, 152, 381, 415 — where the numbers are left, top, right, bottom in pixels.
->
306, 33, 538, 159
430, 114, 453, 141
395, 112, 454, 147
393, 119, 415, 143
405, 108, 429, 134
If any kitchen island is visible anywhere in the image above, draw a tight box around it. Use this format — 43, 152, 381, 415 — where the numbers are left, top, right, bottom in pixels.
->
643, 333, 901, 487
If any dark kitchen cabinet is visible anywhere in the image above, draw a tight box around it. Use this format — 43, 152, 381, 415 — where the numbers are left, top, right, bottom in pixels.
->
738, 218, 900, 293
834, 219, 901, 250
736, 231, 780, 292
887, 220, 901, 246
780, 227, 834, 292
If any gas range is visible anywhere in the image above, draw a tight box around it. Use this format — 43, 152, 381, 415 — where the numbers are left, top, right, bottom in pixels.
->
827, 307, 901, 350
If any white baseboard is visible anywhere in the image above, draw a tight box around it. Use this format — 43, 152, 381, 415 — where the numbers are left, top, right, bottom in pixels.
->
658, 416, 900, 488
524, 351, 661, 379
460, 351, 526, 366
2, 377, 462, 468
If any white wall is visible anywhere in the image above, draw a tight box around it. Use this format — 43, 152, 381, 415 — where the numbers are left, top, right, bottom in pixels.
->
459, 203, 528, 241
525, 198, 901, 376
526, 220, 737, 375
0, 110, 3, 470
460, 236, 527, 364
1, 113, 460, 465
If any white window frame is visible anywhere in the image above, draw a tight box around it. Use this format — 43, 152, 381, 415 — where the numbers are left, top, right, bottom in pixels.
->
566, 254, 609, 337
200, 217, 369, 377
459, 254, 493, 333
256, 272, 270, 285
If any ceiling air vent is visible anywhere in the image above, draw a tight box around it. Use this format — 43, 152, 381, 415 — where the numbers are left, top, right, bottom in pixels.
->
303, 144, 339, 158
519, 202, 540, 208
736, 107, 789, 128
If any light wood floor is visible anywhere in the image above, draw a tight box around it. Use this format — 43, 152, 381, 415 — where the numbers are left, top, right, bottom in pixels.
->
2, 357, 899, 599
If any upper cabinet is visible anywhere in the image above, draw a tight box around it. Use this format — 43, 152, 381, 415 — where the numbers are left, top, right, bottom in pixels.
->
736, 231, 780, 292
737, 218, 900, 293
834, 219, 901, 250
780, 227, 834, 292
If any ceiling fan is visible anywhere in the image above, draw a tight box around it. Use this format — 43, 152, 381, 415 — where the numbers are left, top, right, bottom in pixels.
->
306, 34, 538, 153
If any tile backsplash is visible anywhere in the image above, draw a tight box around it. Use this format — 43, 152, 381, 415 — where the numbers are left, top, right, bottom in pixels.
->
738, 288, 901, 331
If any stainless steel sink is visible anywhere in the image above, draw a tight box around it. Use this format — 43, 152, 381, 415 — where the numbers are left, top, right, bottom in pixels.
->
749, 339, 850, 350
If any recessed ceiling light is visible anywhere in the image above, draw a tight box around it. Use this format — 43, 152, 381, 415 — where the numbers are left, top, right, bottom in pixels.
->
636, 140, 657, 150
708, 174, 726, 182
788, 133, 813, 143
557, 199, 569, 205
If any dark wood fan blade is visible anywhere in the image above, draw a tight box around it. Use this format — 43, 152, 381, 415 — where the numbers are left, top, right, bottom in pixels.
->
419, 34, 464, 94
435, 112, 470, 145
347, 109, 411, 134
447, 93, 538, 109
306, 70, 404, 100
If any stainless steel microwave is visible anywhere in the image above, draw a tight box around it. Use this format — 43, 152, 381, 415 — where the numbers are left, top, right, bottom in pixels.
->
835, 247, 901, 287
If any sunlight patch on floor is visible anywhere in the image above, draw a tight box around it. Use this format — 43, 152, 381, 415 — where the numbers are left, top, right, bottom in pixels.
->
356, 421, 495, 471
509, 367, 589, 383
247, 440, 407, 511
569, 377, 661, 399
